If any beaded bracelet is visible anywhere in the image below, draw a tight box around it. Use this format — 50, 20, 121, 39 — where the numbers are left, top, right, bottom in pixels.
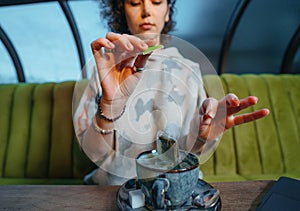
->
196, 136, 207, 145
92, 117, 114, 135
97, 96, 126, 122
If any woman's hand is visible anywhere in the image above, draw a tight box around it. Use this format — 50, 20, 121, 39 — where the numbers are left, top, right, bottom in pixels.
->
91, 32, 155, 101
198, 93, 270, 142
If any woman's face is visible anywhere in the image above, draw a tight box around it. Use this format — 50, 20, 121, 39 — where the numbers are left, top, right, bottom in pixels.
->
124, 0, 170, 35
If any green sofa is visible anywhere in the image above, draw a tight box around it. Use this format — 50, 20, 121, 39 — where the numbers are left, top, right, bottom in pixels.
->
0, 74, 299, 184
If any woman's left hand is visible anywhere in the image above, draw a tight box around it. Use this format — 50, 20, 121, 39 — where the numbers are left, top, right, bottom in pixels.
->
198, 93, 270, 142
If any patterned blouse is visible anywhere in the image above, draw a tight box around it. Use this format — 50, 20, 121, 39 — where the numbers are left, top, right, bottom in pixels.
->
73, 47, 219, 185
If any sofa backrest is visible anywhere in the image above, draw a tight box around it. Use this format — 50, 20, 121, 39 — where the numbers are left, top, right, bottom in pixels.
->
201, 74, 300, 180
0, 81, 95, 181
1, 74, 299, 183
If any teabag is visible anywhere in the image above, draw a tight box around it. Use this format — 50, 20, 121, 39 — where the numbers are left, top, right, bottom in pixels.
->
156, 131, 179, 165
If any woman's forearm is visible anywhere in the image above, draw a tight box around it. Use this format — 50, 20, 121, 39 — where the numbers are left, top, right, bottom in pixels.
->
81, 97, 127, 164
81, 116, 115, 164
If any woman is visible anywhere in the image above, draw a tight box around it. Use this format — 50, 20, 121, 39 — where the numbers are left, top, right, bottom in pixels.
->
73, 0, 269, 185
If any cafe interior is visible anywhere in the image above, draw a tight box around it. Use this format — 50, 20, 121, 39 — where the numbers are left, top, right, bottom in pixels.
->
0, 0, 300, 210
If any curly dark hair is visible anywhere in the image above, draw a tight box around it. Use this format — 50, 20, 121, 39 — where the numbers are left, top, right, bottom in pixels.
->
99, 0, 177, 34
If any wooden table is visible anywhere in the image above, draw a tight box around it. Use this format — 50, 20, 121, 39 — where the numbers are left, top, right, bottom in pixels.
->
0, 180, 274, 210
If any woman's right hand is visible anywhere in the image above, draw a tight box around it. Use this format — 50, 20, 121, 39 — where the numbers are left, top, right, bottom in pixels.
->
91, 32, 155, 101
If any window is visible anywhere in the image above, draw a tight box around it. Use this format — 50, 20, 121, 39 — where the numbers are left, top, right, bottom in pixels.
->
1, 0, 299, 84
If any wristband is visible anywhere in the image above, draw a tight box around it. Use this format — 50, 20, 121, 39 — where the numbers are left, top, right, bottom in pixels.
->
196, 136, 207, 145
92, 117, 114, 135
97, 96, 126, 122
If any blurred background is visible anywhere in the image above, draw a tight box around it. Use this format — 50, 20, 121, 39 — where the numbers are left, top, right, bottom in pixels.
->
1, 0, 299, 84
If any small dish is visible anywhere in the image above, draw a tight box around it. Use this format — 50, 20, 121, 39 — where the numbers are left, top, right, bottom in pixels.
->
116, 178, 221, 210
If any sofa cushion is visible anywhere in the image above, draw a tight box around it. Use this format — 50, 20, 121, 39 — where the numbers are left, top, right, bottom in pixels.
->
202, 74, 300, 182
0, 82, 96, 184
